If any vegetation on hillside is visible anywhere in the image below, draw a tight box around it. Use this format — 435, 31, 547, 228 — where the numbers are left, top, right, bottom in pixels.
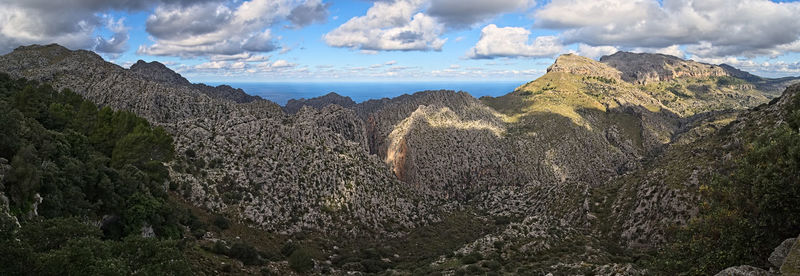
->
0, 73, 196, 274
654, 90, 800, 274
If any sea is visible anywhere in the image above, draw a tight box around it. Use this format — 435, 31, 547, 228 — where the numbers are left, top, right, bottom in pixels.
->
205, 81, 526, 106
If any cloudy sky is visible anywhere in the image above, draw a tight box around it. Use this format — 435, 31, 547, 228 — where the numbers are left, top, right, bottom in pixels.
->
1, 0, 800, 82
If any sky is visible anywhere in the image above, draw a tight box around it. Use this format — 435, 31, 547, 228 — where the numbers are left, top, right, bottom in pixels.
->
1, 0, 800, 82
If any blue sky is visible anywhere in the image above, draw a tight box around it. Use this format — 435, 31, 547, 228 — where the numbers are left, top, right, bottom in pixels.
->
2, 0, 800, 82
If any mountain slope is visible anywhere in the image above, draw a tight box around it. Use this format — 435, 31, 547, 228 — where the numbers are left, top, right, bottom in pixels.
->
0, 44, 433, 239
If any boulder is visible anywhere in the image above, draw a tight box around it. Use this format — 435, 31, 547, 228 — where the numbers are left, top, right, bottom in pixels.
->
781, 234, 800, 276
713, 265, 773, 276
769, 237, 797, 268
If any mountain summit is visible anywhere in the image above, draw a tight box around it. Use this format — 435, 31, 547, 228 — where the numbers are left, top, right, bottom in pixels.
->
129, 60, 192, 86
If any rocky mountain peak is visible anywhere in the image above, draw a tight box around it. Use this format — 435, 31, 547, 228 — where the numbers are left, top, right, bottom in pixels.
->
3, 44, 111, 76
284, 91, 357, 114
129, 60, 191, 85
600, 51, 728, 85
547, 53, 622, 80
12, 44, 102, 61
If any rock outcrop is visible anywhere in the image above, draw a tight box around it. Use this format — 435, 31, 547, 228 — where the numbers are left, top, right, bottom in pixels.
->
547, 53, 622, 81
771, 237, 799, 269
783, 235, 800, 275
714, 265, 773, 276
600, 51, 728, 85
715, 233, 800, 276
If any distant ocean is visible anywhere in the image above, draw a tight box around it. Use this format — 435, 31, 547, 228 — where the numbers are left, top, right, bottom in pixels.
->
205, 81, 526, 105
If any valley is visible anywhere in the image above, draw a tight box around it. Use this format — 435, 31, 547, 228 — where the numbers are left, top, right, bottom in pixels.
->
1, 44, 799, 275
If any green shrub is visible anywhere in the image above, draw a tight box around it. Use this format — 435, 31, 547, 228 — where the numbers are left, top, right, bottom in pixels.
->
288, 247, 314, 273
460, 252, 482, 264
213, 215, 231, 230
229, 242, 263, 266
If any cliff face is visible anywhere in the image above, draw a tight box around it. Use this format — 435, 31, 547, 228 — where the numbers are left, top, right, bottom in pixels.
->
600, 52, 729, 85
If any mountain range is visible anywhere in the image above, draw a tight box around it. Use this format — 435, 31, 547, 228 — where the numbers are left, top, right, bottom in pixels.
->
1, 44, 799, 275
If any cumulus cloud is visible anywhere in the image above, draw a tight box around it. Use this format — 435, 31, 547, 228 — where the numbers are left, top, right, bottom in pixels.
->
287, 0, 329, 28
577, 44, 618, 59
632, 45, 685, 58
534, 0, 800, 58
466, 24, 564, 59
95, 17, 130, 54
323, 0, 446, 51
427, 0, 534, 29
323, 0, 537, 52
190, 58, 297, 76
0, 0, 214, 54
139, 0, 324, 57
209, 53, 271, 62
270, 59, 295, 68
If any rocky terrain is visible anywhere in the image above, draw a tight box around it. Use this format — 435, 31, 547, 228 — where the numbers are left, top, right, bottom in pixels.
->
130, 59, 263, 103
1, 44, 799, 275
0, 44, 433, 239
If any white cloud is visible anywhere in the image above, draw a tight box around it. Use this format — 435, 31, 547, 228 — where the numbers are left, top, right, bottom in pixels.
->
428, 0, 534, 29
270, 59, 295, 68
690, 55, 800, 77
534, 0, 800, 58
195, 61, 228, 69
139, 0, 328, 57
322, 0, 446, 51
95, 16, 130, 54
287, 0, 329, 28
631, 45, 685, 58
209, 53, 271, 62
576, 44, 618, 59
466, 24, 564, 59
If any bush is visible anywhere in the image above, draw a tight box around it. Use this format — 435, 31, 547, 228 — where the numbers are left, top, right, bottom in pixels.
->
212, 215, 230, 230
460, 252, 482, 265
288, 247, 314, 273
483, 259, 501, 271
229, 242, 263, 266
466, 264, 482, 274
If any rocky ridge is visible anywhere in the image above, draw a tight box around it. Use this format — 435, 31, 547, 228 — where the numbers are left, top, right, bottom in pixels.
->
600, 51, 729, 85
0, 44, 432, 237
130, 59, 262, 103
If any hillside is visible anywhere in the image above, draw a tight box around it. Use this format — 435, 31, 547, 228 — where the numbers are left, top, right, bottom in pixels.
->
0, 44, 433, 239
1, 45, 799, 275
